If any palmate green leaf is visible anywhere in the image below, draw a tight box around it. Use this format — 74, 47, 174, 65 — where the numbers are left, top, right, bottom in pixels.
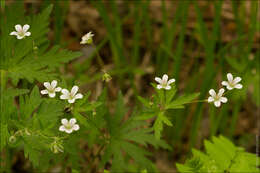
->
153, 112, 172, 140
19, 86, 42, 120
176, 136, 260, 173
1, 4, 82, 85
36, 99, 64, 129
23, 135, 50, 167
166, 92, 200, 109
0, 88, 28, 150
101, 93, 170, 172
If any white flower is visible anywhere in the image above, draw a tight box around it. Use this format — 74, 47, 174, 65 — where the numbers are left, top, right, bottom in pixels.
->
155, 74, 175, 90
60, 86, 83, 103
208, 88, 228, 107
10, 24, 31, 39
40, 80, 62, 98
59, 118, 79, 134
221, 73, 243, 90
80, 31, 94, 44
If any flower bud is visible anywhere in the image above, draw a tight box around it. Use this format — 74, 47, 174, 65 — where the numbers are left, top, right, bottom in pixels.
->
50, 141, 64, 154
102, 72, 112, 82
9, 136, 16, 143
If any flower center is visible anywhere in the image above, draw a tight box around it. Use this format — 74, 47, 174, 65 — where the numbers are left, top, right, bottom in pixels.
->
161, 80, 167, 87
67, 93, 74, 100
215, 95, 220, 101
229, 81, 235, 87
65, 124, 73, 130
18, 31, 25, 37
48, 87, 55, 93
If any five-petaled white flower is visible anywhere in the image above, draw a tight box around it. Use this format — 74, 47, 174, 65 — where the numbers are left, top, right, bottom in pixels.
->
80, 31, 94, 44
60, 86, 83, 103
41, 80, 62, 98
10, 24, 31, 39
59, 118, 79, 134
208, 88, 227, 107
155, 74, 175, 90
221, 73, 243, 90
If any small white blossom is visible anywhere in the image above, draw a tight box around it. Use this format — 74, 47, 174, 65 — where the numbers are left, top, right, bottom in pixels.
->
60, 86, 83, 103
10, 24, 31, 39
80, 31, 94, 44
41, 80, 62, 98
155, 74, 175, 90
208, 88, 227, 107
59, 118, 79, 134
221, 73, 243, 90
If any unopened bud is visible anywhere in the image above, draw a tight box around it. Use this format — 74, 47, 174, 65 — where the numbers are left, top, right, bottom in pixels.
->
9, 136, 16, 143
50, 141, 64, 154
102, 73, 112, 82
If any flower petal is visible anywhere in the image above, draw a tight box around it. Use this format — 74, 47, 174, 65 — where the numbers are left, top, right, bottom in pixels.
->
208, 97, 214, 103
43, 82, 51, 90
167, 78, 175, 85
25, 32, 31, 36
48, 92, 56, 98
10, 31, 17, 36
162, 74, 168, 82
209, 89, 216, 96
165, 85, 171, 90
214, 101, 221, 107
234, 77, 242, 84
68, 98, 75, 104
61, 89, 69, 95
221, 81, 228, 86
17, 35, 24, 39
61, 119, 68, 125
55, 87, 62, 92
155, 77, 162, 83
218, 88, 225, 96
60, 94, 69, 100
235, 84, 243, 89
59, 125, 65, 132
51, 80, 57, 88
220, 97, 227, 103
73, 124, 80, 131
40, 89, 48, 95
69, 118, 76, 124
226, 85, 233, 90
227, 73, 233, 82
157, 85, 162, 89
65, 129, 73, 134
75, 93, 83, 99
23, 24, 30, 32
15, 24, 22, 32
71, 86, 79, 96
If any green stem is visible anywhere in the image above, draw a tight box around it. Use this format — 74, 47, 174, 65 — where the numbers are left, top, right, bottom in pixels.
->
229, 102, 241, 137
0, 0, 5, 11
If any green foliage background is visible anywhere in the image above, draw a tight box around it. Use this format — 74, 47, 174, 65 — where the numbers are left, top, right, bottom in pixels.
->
0, 0, 259, 173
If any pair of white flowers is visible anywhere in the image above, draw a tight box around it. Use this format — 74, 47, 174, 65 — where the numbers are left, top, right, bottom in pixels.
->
208, 73, 243, 107
10, 24, 94, 46
40, 80, 83, 104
